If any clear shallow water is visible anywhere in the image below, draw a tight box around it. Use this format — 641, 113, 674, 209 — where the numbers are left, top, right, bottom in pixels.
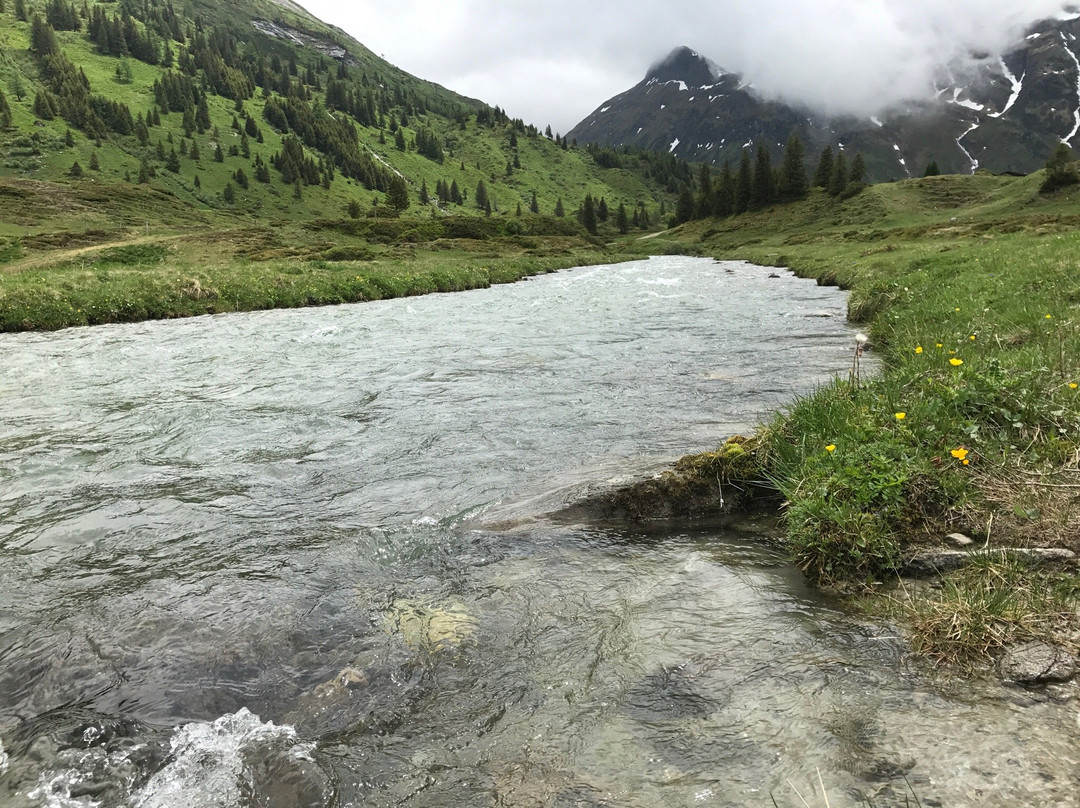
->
0, 256, 1076, 807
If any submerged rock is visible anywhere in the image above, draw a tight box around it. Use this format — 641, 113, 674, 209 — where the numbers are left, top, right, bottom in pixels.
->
999, 642, 1077, 685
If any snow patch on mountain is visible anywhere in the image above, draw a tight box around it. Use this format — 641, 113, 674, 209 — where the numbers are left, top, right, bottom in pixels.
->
988, 58, 1024, 119
1059, 31, 1080, 144
956, 123, 981, 173
669, 138, 680, 152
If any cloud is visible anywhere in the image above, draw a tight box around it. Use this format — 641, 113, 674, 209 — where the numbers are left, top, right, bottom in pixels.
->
300, 0, 1074, 130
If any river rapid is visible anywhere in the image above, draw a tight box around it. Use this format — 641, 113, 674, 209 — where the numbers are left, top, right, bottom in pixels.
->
0, 256, 1077, 807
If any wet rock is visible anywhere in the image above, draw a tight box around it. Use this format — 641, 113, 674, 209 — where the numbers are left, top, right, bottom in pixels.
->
902, 548, 1076, 577
944, 532, 974, 548
999, 642, 1076, 685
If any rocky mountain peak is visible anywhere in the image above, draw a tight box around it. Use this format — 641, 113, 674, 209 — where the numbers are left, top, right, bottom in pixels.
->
645, 46, 725, 87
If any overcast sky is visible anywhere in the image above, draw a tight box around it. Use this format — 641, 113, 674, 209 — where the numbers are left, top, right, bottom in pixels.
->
299, 1, 1075, 133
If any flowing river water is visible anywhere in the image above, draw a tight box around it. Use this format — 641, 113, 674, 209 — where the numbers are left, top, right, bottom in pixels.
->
0, 256, 1077, 807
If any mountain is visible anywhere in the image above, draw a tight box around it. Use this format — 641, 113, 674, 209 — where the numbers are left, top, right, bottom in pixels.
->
567, 12, 1080, 181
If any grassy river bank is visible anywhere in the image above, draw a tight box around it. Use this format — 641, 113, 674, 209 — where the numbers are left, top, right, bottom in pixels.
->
650, 171, 1080, 672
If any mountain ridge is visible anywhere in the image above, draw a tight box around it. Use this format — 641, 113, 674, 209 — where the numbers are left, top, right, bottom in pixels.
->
568, 14, 1080, 180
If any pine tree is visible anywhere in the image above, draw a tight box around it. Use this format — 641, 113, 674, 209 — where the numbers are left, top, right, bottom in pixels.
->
419, 179, 429, 204
694, 163, 712, 219
394, 128, 406, 151
714, 161, 734, 217
137, 158, 151, 184
849, 153, 867, 186
778, 134, 808, 201
751, 145, 774, 208
0, 89, 11, 130
14, 0, 26, 21
734, 149, 752, 214
554, 197, 565, 217
813, 146, 834, 189
616, 202, 628, 234
516, 202, 522, 216
190, 140, 200, 161
829, 152, 848, 196
1041, 143, 1077, 192
387, 174, 410, 213
923, 161, 941, 178
582, 194, 598, 234
64, 128, 74, 147
346, 199, 362, 219
165, 147, 180, 173
234, 168, 249, 189
597, 197, 608, 222
293, 179, 303, 200
69, 160, 83, 177
474, 179, 489, 211
222, 182, 235, 203
675, 186, 694, 224
450, 179, 461, 204
89, 151, 99, 171
530, 190, 539, 214
213, 143, 224, 162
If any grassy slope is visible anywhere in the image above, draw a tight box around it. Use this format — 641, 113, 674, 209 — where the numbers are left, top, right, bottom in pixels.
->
0, 2, 672, 329
655, 173, 1080, 667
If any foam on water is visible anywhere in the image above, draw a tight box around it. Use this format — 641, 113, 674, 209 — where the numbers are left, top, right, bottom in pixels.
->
132, 709, 312, 808
26, 710, 313, 808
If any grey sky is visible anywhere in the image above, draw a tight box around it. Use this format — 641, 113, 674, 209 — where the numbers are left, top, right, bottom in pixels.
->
299, 1, 1074, 133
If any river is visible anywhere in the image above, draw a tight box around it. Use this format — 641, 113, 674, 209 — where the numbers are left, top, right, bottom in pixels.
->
0, 256, 1076, 807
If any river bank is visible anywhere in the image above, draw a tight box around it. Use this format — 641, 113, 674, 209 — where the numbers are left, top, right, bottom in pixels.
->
0, 215, 646, 332
643, 175, 1080, 676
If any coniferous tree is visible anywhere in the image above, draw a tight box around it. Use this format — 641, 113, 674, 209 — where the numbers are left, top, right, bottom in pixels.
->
14, 0, 26, 21
474, 179, 489, 211
394, 128, 406, 151
1041, 143, 1077, 192
222, 182, 235, 203
233, 167, 249, 189
693, 163, 712, 219
69, 160, 83, 177
616, 202, 629, 234
714, 161, 735, 217
190, 140, 200, 161
597, 197, 608, 222
923, 161, 941, 178
450, 179, 461, 204
419, 179, 429, 204
554, 197, 565, 217
829, 152, 848, 196
387, 174, 410, 213
849, 153, 867, 186
734, 149, 752, 214
213, 143, 224, 162
813, 146, 834, 188
751, 145, 774, 208
88, 151, 99, 171
0, 89, 12, 130
582, 194, 598, 234
675, 185, 694, 224
165, 147, 180, 172
530, 189, 539, 214
516, 202, 522, 216
346, 199, 362, 219
137, 158, 151, 183
778, 134, 808, 201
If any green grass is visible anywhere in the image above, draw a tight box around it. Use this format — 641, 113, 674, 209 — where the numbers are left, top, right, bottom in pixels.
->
653, 172, 1080, 664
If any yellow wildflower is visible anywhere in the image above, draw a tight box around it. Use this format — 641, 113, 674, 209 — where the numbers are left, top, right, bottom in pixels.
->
1046, 314, 1053, 319
895, 412, 906, 421
936, 343, 943, 348
950, 358, 963, 366
969, 335, 976, 341
825, 444, 836, 453
951, 447, 969, 461
915, 346, 923, 354
1070, 383, 1078, 390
